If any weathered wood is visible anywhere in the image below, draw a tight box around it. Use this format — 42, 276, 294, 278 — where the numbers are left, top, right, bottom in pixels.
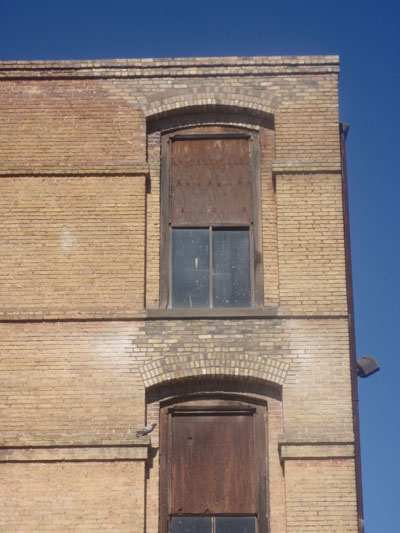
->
160, 135, 171, 308
170, 137, 252, 226
171, 412, 255, 514
160, 397, 269, 532
160, 126, 264, 309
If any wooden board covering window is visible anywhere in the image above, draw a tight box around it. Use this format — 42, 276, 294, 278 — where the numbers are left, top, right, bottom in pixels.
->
160, 398, 269, 533
160, 127, 264, 309
170, 137, 252, 225
170, 412, 255, 514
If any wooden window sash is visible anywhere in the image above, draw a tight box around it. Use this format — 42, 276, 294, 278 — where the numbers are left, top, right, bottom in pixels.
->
160, 128, 263, 309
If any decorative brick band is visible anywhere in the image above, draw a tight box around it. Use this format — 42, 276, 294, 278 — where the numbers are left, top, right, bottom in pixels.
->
272, 162, 342, 173
140, 353, 289, 389
0, 444, 149, 462
279, 442, 355, 461
144, 87, 279, 121
0, 165, 149, 178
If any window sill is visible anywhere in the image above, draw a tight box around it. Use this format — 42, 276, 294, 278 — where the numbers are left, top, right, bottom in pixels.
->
145, 307, 279, 319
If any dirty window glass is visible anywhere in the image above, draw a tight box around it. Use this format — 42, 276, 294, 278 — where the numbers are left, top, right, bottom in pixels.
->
215, 517, 256, 533
170, 516, 212, 533
212, 228, 251, 307
170, 516, 256, 533
171, 227, 251, 308
172, 228, 210, 308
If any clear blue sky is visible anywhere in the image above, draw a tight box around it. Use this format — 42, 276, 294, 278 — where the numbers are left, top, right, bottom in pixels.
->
1, 1, 399, 530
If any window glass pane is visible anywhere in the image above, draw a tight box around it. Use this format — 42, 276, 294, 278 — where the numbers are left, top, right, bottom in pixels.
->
212, 228, 251, 307
215, 516, 256, 533
170, 516, 212, 533
172, 229, 210, 308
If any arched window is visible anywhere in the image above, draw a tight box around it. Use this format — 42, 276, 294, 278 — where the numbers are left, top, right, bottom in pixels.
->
160, 126, 263, 309
159, 395, 268, 533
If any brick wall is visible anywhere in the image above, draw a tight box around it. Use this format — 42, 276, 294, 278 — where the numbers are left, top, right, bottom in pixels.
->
0, 80, 146, 173
0, 55, 360, 532
0, 176, 146, 319
0, 318, 353, 446
276, 173, 347, 315
0, 462, 145, 532
0, 321, 146, 446
285, 459, 358, 532
274, 74, 340, 169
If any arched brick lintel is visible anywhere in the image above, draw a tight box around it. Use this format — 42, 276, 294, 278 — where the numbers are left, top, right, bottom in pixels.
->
143, 88, 279, 122
140, 353, 289, 390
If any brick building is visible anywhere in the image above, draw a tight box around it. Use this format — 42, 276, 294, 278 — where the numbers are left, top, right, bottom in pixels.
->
0, 56, 363, 532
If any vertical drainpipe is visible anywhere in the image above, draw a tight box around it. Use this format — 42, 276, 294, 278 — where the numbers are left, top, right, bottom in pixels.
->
340, 123, 364, 532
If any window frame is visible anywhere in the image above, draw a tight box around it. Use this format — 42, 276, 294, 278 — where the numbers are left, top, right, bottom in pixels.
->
170, 225, 252, 309
160, 128, 263, 309
159, 396, 269, 533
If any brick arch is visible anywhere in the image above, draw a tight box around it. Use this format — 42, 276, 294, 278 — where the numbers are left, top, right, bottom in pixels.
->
140, 353, 289, 390
143, 86, 279, 121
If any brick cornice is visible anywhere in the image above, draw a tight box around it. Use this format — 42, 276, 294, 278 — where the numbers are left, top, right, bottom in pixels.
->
0, 55, 340, 79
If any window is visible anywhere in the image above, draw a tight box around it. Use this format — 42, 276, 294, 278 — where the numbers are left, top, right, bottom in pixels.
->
161, 129, 262, 309
171, 227, 251, 308
160, 398, 268, 533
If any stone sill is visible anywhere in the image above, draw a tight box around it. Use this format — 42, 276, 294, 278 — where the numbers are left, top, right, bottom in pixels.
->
146, 307, 279, 319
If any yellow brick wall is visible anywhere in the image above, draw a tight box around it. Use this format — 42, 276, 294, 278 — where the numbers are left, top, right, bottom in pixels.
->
260, 127, 279, 306
0, 56, 360, 532
274, 75, 340, 168
146, 131, 161, 308
285, 459, 358, 532
0, 176, 146, 318
0, 462, 145, 532
282, 319, 354, 441
0, 321, 146, 445
267, 398, 287, 533
276, 173, 347, 315
0, 80, 145, 173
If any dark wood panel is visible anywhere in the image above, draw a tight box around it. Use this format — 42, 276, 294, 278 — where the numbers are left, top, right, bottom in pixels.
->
170, 138, 251, 225
170, 412, 255, 515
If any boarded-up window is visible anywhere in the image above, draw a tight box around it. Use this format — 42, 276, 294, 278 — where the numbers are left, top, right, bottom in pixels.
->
163, 131, 260, 308
170, 137, 252, 225
171, 412, 255, 514
160, 399, 268, 533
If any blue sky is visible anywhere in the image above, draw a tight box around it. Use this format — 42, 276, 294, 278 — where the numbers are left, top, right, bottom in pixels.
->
1, 1, 399, 530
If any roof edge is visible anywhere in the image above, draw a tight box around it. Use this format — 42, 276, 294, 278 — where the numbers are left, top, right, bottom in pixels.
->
0, 54, 339, 71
